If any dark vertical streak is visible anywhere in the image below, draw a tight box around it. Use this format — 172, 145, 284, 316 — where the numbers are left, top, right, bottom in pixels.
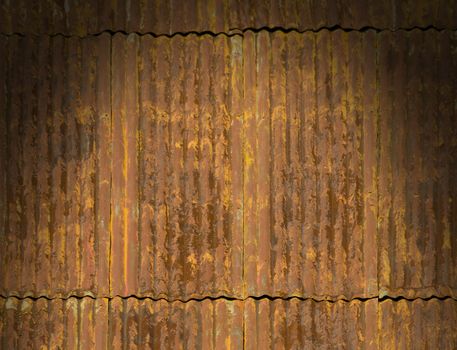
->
137, 36, 143, 298
312, 33, 319, 297
268, 33, 275, 293
108, 34, 113, 341
375, 31, 381, 301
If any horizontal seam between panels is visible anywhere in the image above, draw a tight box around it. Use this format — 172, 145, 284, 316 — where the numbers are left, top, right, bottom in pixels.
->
0, 25, 456, 38
0, 294, 455, 304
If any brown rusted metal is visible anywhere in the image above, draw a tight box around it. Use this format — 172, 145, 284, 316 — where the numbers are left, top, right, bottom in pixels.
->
1, 30, 456, 301
241, 30, 379, 300
1, 297, 456, 348
1, 0, 456, 36
110, 33, 244, 299
1, 9, 457, 347
0, 34, 111, 298
0, 297, 245, 349
378, 30, 457, 299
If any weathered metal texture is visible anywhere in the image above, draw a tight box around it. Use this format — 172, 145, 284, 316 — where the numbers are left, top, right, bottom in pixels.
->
0, 297, 244, 349
378, 298, 457, 349
2, 30, 456, 301
242, 29, 457, 299
1, 297, 456, 349
108, 31, 378, 299
243, 298, 379, 349
1, 0, 456, 35
0, 34, 111, 298
242, 30, 378, 299
378, 30, 457, 299
110, 33, 244, 298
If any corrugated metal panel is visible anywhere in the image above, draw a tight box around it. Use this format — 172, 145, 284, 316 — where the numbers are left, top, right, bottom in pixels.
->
1, 297, 456, 348
110, 33, 244, 298
378, 30, 457, 299
243, 298, 379, 349
2, 30, 456, 300
1, 0, 456, 35
0, 34, 111, 298
108, 31, 378, 299
0, 297, 244, 349
242, 30, 378, 299
378, 299, 457, 349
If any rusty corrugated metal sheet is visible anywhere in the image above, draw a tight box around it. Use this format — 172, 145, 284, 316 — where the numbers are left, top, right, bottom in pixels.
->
1, 30, 456, 301
1, 297, 456, 348
241, 30, 378, 299
1, 0, 456, 36
110, 33, 244, 298
0, 297, 244, 349
379, 298, 457, 349
0, 34, 111, 298
108, 31, 378, 299
243, 298, 379, 349
243, 28, 457, 299
378, 30, 457, 299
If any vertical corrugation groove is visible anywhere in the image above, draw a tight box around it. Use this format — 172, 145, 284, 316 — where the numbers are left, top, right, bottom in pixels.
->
107, 32, 113, 350
0, 36, 7, 299
20, 36, 31, 296
243, 30, 254, 297
316, 30, 330, 297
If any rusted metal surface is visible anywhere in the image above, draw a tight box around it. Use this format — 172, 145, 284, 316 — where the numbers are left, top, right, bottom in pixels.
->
379, 298, 457, 349
243, 298, 379, 349
0, 34, 111, 298
242, 30, 379, 299
0, 297, 244, 349
1, 0, 456, 35
108, 31, 378, 299
110, 33, 244, 298
1, 31, 456, 301
1, 297, 456, 349
378, 30, 457, 299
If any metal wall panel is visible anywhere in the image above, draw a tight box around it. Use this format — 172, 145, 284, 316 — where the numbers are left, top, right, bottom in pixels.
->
378, 298, 457, 349
1, 24, 456, 349
2, 30, 456, 300
378, 30, 457, 299
1, 297, 456, 349
241, 30, 378, 299
0, 34, 111, 298
107, 31, 378, 299
110, 33, 244, 298
1, 0, 456, 35
243, 298, 379, 349
0, 297, 244, 349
